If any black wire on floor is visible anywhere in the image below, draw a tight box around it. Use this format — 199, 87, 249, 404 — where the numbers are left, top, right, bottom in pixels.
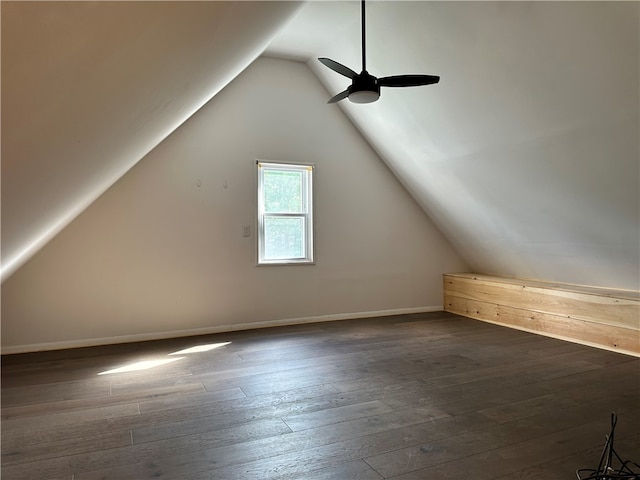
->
576, 413, 640, 480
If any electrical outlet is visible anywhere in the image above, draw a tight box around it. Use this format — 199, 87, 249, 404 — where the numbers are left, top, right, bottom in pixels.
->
242, 225, 250, 237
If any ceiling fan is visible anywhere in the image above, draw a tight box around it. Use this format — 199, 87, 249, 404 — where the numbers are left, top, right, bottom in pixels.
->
319, 0, 440, 104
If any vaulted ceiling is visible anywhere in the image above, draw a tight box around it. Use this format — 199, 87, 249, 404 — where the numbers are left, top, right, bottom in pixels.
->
1, 1, 303, 280
2, 1, 638, 290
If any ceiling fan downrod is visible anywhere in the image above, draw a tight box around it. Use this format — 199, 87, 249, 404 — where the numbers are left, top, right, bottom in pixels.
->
361, 0, 367, 72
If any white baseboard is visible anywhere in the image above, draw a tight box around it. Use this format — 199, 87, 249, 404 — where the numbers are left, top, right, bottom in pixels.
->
1, 305, 443, 355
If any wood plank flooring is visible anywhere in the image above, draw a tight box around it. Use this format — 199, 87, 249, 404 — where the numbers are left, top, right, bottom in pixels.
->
2, 311, 639, 479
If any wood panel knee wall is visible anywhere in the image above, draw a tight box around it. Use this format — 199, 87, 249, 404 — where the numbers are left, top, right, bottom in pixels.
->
444, 273, 640, 356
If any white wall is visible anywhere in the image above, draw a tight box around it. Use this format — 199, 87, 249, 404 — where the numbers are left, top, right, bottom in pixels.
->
1, 57, 467, 353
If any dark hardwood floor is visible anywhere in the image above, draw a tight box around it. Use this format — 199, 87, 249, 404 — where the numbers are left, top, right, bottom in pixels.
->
2, 312, 639, 479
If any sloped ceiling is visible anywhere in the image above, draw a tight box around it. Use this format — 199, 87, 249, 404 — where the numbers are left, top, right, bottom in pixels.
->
2, 1, 639, 290
266, 1, 639, 290
1, 1, 303, 280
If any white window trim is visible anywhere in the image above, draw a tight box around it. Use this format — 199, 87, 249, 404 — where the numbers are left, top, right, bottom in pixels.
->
256, 161, 314, 265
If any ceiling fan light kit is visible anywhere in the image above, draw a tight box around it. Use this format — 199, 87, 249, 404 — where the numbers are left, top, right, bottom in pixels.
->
348, 89, 380, 104
319, 0, 440, 104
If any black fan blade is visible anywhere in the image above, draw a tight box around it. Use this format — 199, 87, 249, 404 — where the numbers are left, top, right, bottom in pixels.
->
378, 74, 440, 87
327, 89, 350, 104
318, 58, 357, 79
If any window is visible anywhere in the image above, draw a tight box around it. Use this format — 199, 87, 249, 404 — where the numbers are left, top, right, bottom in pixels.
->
257, 161, 314, 265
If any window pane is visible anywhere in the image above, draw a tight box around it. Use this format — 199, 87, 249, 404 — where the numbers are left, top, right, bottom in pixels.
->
264, 217, 304, 260
264, 170, 303, 213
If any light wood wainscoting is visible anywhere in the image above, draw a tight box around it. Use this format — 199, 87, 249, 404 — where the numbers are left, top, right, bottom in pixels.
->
444, 273, 640, 356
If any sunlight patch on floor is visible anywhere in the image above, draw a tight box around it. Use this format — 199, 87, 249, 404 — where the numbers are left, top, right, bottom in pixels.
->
98, 357, 184, 375
169, 342, 231, 355
97, 341, 231, 375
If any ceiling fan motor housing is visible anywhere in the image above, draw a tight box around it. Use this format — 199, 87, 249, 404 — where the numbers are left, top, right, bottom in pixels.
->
349, 71, 380, 103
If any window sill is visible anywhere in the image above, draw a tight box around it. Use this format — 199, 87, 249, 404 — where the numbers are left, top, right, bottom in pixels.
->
257, 260, 315, 266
